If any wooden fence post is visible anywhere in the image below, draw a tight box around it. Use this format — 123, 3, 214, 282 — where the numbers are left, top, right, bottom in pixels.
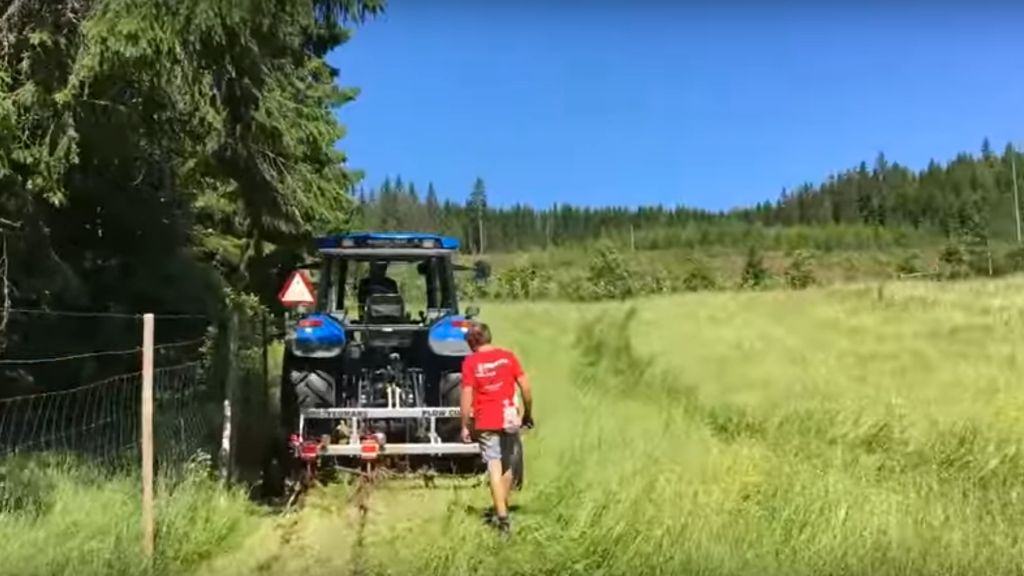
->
141, 313, 155, 560
219, 307, 239, 485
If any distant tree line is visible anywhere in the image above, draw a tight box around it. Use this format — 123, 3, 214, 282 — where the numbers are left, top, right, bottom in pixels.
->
354, 176, 721, 253
357, 139, 1024, 254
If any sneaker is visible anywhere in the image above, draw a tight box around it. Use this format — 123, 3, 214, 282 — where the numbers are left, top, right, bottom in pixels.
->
484, 507, 513, 523
496, 516, 511, 538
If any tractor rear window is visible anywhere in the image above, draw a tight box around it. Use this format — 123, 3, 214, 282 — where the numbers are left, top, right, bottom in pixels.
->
334, 256, 453, 323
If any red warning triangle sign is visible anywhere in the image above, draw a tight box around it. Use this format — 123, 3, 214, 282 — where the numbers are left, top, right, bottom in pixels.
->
278, 270, 317, 307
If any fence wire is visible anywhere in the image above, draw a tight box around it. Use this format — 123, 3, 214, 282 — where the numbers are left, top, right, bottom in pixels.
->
0, 362, 217, 512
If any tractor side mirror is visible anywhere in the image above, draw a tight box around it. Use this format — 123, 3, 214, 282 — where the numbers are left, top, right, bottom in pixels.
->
473, 260, 492, 282
465, 305, 480, 319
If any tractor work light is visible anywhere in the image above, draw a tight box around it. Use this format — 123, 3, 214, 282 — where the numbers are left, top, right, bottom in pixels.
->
451, 319, 474, 331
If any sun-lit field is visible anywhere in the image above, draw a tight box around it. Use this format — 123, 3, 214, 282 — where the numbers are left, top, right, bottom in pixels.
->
5, 277, 1024, 575
324, 276, 1024, 576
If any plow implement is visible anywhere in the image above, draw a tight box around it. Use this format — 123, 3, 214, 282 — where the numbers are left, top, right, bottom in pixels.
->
277, 403, 526, 507
279, 405, 487, 505
299, 407, 479, 458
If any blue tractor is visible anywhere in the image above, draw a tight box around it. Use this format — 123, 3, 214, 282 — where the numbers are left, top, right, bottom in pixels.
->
267, 232, 493, 494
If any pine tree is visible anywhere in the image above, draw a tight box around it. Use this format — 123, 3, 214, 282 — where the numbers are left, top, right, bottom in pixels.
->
468, 177, 488, 254
425, 182, 441, 232
378, 177, 400, 230
400, 181, 425, 231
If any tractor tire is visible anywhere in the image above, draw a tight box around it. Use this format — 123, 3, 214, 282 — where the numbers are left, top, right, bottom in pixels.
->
288, 367, 336, 409
440, 371, 462, 407
438, 372, 462, 440
280, 353, 336, 440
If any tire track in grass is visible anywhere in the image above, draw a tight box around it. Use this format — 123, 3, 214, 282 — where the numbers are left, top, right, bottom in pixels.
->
193, 479, 362, 576
193, 470, 486, 576
197, 305, 569, 575
348, 469, 375, 576
354, 473, 488, 574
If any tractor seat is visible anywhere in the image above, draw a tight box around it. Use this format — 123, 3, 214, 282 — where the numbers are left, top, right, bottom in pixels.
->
364, 293, 405, 324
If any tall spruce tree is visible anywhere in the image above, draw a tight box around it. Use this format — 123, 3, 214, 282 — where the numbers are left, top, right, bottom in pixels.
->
468, 177, 488, 254
425, 182, 441, 232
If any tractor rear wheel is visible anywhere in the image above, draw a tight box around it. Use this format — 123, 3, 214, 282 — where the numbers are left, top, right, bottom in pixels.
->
440, 371, 461, 407
289, 367, 336, 409
438, 372, 462, 440
280, 353, 336, 441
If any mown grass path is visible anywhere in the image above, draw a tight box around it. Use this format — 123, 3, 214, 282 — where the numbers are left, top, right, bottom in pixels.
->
193, 474, 491, 576
192, 305, 572, 576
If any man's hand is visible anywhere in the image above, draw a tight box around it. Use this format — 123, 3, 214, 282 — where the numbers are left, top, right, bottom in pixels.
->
461, 426, 473, 444
521, 413, 535, 430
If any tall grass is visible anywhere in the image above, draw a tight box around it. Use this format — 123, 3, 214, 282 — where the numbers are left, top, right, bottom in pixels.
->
359, 278, 1024, 575
0, 454, 259, 576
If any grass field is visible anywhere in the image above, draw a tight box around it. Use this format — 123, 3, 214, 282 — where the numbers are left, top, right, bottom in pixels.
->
5, 277, 1024, 575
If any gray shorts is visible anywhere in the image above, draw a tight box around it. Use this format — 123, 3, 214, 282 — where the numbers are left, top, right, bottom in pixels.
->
477, 430, 520, 473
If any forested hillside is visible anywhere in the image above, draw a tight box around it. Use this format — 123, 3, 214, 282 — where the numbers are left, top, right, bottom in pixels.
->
357, 140, 1022, 254
0, 0, 383, 395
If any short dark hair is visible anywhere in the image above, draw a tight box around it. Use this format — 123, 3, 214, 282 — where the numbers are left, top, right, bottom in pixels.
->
465, 322, 491, 349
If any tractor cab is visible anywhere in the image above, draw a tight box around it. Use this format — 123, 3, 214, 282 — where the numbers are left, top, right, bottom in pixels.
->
317, 232, 464, 326
287, 232, 479, 359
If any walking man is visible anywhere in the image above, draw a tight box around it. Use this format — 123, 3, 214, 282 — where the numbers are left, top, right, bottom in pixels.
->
460, 323, 534, 535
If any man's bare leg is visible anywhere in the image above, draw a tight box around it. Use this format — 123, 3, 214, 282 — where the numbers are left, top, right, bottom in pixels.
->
502, 469, 513, 510
487, 460, 509, 519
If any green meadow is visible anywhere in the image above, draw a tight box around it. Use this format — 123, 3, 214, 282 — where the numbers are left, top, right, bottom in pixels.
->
5, 277, 1024, 575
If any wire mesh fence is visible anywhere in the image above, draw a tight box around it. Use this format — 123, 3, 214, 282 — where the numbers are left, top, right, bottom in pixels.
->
0, 361, 218, 512
0, 371, 140, 461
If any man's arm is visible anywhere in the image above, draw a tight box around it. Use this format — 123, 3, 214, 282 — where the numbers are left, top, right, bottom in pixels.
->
517, 373, 533, 425
511, 353, 533, 426
460, 385, 473, 432
460, 362, 474, 442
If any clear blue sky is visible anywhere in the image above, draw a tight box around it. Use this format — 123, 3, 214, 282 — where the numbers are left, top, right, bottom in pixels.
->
327, 1, 1024, 212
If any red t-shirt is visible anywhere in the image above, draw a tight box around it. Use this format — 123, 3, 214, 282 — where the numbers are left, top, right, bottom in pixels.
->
461, 347, 524, 431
